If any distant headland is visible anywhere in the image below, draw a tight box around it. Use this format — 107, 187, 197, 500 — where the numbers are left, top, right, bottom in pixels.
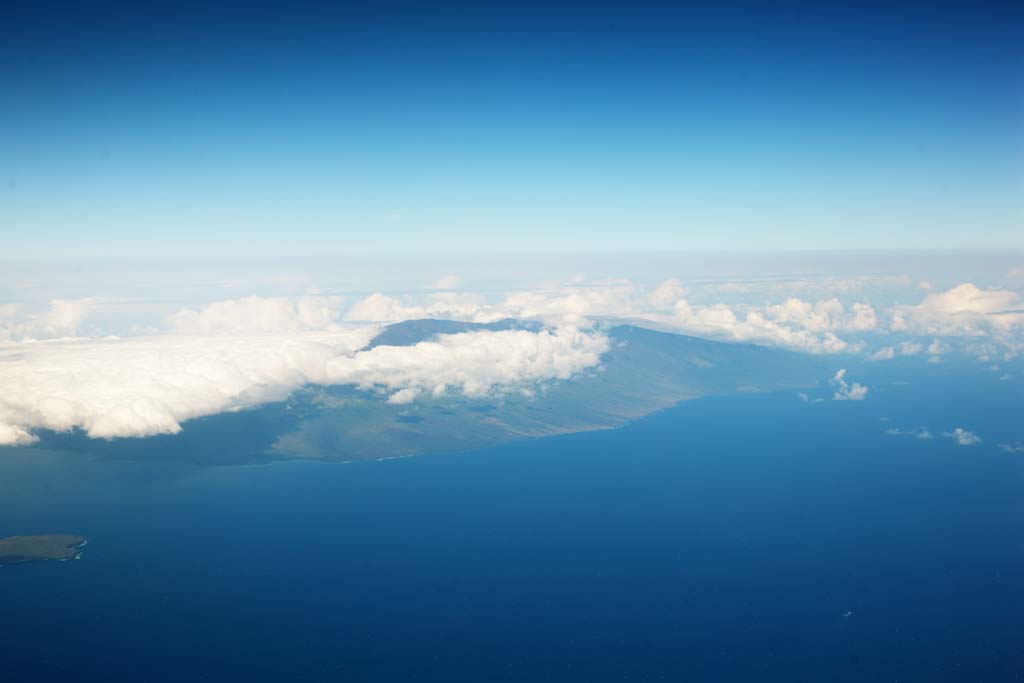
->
0, 535, 87, 565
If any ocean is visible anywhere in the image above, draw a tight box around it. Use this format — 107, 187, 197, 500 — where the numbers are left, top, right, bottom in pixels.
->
1, 360, 1022, 681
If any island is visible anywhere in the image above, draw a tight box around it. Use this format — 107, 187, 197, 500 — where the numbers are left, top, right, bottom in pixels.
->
272, 321, 829, 462
0, 534, 87, 565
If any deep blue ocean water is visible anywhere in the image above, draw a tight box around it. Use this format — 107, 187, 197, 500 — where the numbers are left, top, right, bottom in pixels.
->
1, 361, 1022, 681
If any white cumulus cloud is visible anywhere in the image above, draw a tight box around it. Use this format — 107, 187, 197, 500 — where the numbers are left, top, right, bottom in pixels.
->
324, 326, 609, 403
944, 427, 981, 446
871, 346, 896, 361
831, 369, 868, 401
890, 284, 1023, 355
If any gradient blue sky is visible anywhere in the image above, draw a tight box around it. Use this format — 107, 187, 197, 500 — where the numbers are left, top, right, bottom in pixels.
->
2, 1, 1021, 258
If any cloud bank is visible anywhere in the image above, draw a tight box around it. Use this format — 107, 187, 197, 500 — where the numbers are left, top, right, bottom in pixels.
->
891, 284, 1023, 356
337, 280, 1021, 357
2, 276, 1021, 446
0, 298, 608, 446
342, 282, 879, 354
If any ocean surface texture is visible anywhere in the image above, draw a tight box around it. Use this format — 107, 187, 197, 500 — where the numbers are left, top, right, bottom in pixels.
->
1, 362, 1021, 682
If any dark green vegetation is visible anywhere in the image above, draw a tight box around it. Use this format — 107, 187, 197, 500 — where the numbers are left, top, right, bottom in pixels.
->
0, 534, 86, 565
273, 322, 829, 461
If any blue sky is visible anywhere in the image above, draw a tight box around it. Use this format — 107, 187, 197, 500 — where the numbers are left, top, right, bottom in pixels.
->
1, 2, 1021, 257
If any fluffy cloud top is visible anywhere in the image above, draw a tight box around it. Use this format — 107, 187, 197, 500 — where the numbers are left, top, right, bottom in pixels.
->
831, 369, 868, 401
0, 328, 374, 445
323, 326, 608, 403
891, 284, 1023, 351
671, 298, 858, 354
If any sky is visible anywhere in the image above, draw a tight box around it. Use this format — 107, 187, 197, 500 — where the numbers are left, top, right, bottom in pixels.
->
1, 2, 1022, 445
1, 1, 1021, 258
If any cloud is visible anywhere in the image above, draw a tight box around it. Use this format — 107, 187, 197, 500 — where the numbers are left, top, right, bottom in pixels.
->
890, 284, 1023, 355
898, 341, 923, 355
480, 281, 641, 327
944, 428, 981, 446
669, 298, 865, 354
344, 292, 485, 323
649, 279, 686, 307
871, 346, 896, 361
168, 296, 346, 335
323, 326, 609, 403
927, 339, 948, 363
0, 297, 608, 446
343, 281, 883, 354
0, 299, 96, 341
765, 298, 878, 333
999, 442, 1024, 453
432, 274, 461, 290
0, 328, 377, 445
885, 427, 933, 439
831, 369, 868, 401
871, 340, 924, 361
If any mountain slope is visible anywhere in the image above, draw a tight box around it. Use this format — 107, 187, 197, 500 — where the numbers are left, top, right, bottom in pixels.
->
272, 322, 830, 461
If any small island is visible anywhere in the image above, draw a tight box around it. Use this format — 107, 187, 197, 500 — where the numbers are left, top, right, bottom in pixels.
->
0, 534, 87, 565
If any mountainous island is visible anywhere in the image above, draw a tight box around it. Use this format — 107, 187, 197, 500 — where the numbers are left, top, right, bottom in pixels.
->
0, 535, 87, 565
25, 320, 833, 465
272, 320, 830, 461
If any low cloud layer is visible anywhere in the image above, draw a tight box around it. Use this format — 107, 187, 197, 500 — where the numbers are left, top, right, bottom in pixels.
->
1, 275, 1020, 446
338, 280, 1021, 358
343, 283, 877, 354
0, 328, 373, 445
